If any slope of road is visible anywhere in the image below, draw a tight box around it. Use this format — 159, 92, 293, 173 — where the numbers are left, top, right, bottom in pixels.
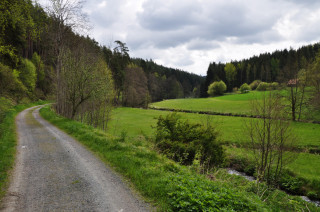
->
1, 106, 150, 211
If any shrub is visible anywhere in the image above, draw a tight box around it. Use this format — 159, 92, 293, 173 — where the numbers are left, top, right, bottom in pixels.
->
18, 59, 37, 92
249, 80, 261, 90
207, 81, 227, 96
240, 83, 250, 93
270, 82, 279, 90
256, 82, 269, 91
155, 113, 224, 168
0, 63, 27, 100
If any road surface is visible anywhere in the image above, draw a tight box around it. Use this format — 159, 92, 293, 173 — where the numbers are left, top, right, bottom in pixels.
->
2, 106, 149, 211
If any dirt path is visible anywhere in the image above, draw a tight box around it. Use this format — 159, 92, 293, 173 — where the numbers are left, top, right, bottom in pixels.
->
1, 106, 149, 212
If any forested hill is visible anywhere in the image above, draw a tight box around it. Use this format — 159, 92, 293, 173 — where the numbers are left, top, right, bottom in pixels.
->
200, 42, 320, 97
132, 58, 204, 102
0, 0, 203, 114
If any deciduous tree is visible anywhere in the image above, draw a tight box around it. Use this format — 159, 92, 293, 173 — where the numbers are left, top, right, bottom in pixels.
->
245, 91, 295, 186
224, 63, 236, 91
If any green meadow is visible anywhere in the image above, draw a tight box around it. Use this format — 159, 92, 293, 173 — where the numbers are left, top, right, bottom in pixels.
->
107, 106, 320, 200
108, 107, 320, 150
150, 91, 268, 115
40, 105, 319, 211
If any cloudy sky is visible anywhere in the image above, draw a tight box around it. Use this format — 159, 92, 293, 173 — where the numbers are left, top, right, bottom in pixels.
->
39, 0, 320, 76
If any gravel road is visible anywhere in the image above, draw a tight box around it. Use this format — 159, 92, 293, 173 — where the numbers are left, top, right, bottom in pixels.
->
2, 106, 150, 212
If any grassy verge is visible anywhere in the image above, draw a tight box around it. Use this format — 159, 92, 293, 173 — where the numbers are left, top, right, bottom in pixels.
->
40, 105, 319, 211
0, 100, 48, 199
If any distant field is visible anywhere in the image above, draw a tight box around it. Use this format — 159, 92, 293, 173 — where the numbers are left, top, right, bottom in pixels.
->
149, 91, 268, 115
150, 91, 320, 122
108, 107, 320, 149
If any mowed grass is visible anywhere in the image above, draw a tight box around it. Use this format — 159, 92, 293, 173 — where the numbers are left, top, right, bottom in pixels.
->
108, 107, 320, 149
150, 91, 268, 115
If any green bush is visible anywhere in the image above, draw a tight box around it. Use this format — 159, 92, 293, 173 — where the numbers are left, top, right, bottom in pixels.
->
240, 83, 250, 93
155, 113, 224, 167
249, 80, 261, 90
0, 97, 14, 123
18, 59, 37, 92
256, 82, 269, 91
207, 81, 227, 96
0, 63, 27, 100
270, 82, 279, 90
279, 171, 304, 195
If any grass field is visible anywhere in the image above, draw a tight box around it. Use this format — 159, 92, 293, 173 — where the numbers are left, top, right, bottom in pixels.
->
150, 91, 268, 115
107, 107, 320, 199
40, 105, 319, 211
150, 90, 320, 121
108, 107, 320, 150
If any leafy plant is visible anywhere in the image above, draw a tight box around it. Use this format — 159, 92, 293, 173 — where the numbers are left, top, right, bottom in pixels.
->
249, 80, 261, 90
256, 82, 269, 91
207, 81, 227, 96
240, 83, 250, 93
155, 113, 224, 168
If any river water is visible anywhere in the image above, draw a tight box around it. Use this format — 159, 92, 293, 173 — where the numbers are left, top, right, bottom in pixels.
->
227, 169, 320, 207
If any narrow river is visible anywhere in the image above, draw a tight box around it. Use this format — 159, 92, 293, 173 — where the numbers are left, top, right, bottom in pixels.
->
227, 169, 320, 207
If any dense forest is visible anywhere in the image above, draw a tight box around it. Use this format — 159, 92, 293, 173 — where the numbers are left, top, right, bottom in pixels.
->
0, 0, 203, 127
200, 43, 320, 96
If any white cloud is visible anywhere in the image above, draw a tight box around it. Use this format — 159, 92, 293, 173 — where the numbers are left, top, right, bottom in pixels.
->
38, 0, 320, 76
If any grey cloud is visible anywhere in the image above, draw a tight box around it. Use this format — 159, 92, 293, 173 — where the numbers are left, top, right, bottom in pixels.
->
138, 0, 202, 31
186, 39, 220, 50
85, 0, 125, 27
135, 0, 283, 50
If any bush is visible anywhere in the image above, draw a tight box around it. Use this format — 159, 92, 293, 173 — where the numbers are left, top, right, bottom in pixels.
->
18, 59, 37, 92
0, 63, 27, 100
155, 113, 224, 168
270, 82, 279, 90
249, 80, 261, 90
240, 83, 250, 93
256, 82, 269, 91
207, 81, 227, 96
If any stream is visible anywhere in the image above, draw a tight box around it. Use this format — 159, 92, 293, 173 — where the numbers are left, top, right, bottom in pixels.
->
227, 169, 320, 207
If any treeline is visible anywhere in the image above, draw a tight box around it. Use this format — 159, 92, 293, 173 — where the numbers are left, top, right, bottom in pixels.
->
200, 43, 320, 97
132, 58, 204, 101
101, 44, 204, 107
0, 0, 204, 129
